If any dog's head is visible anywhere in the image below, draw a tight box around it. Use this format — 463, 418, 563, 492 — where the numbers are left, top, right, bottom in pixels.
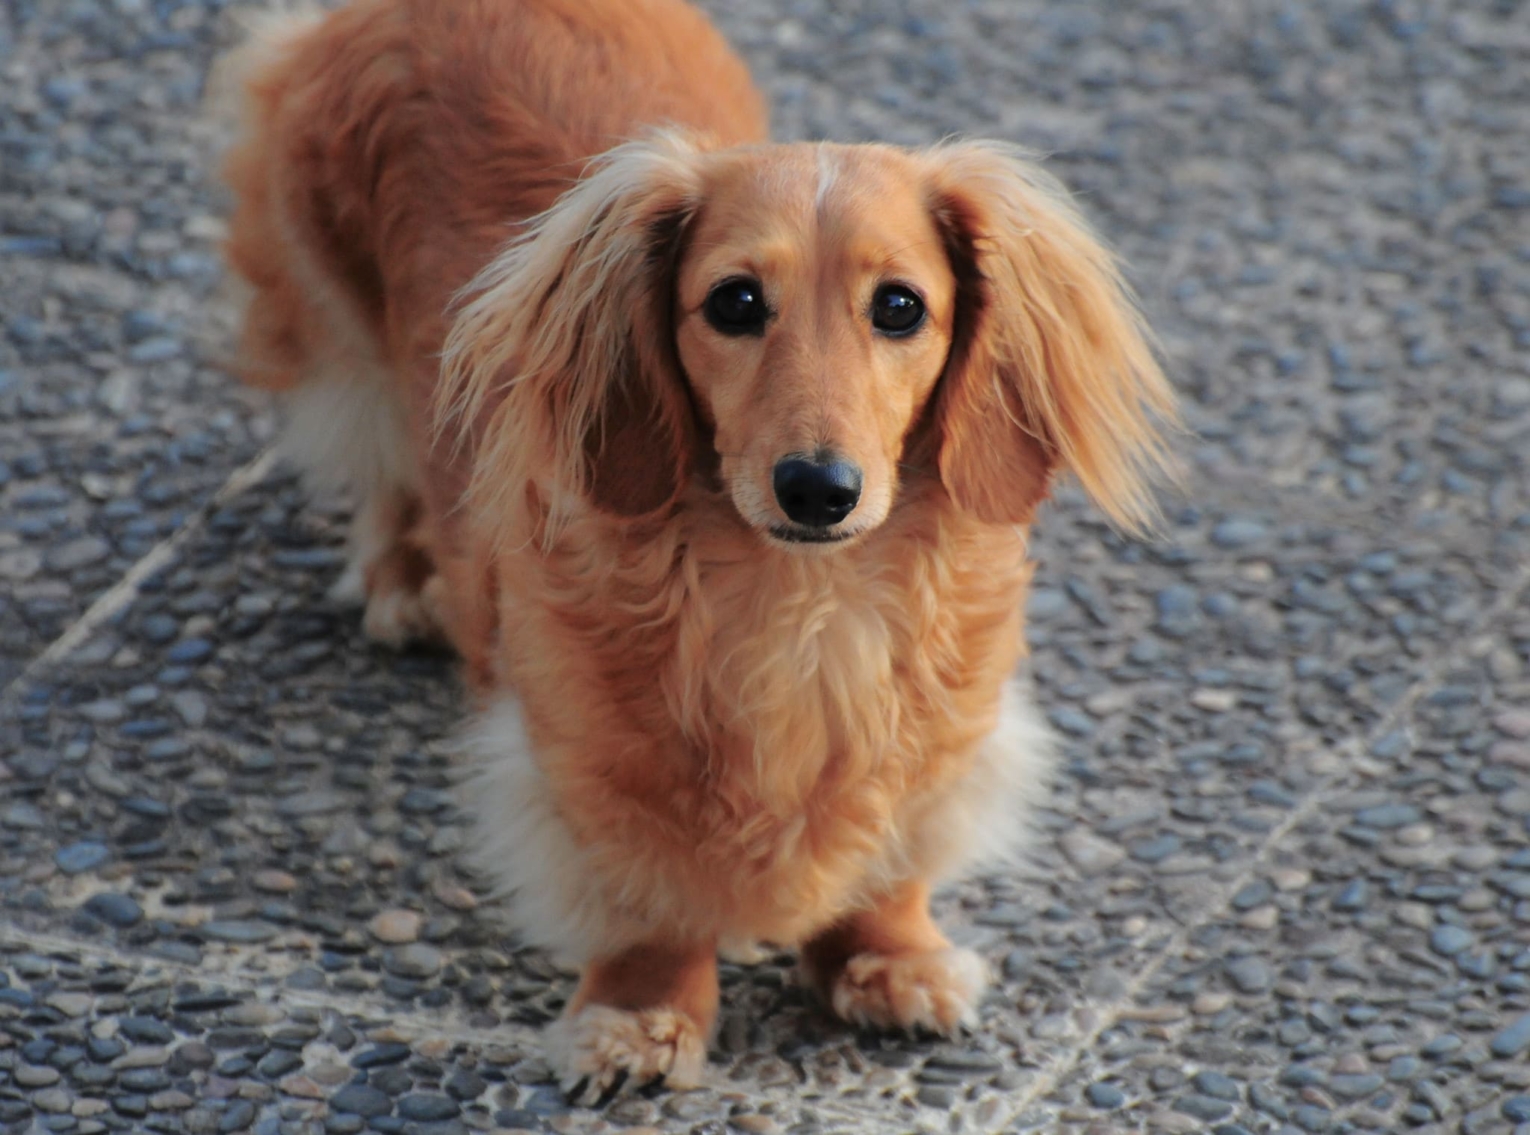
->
443, 133, 1178, 549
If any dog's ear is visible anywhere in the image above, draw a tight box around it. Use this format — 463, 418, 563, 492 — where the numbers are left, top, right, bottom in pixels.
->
923, 142, 1179, 531
440, 132, 703, 538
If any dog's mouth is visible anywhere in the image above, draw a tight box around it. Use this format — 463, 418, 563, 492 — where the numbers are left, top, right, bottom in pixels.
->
766, 524, 860, 547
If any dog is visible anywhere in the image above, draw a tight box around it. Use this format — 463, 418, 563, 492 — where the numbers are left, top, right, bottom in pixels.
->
217, 0, 1178, 1099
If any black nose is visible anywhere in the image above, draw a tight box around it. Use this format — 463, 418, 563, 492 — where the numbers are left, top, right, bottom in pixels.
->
772, 456, 863, 528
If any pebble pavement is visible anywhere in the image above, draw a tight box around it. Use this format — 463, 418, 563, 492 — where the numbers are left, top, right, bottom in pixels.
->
1, 0, 1527, 1132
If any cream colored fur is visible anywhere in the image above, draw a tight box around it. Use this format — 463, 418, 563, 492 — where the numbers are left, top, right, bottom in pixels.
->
459, 675, 1053, 965
458, 698, 617, 964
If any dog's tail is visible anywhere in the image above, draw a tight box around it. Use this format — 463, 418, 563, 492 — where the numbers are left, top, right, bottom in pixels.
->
197, 5, 329, 387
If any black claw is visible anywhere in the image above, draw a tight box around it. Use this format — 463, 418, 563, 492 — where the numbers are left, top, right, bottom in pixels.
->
564, 1076, 590, 1105
636, 1074, 667, 1098
593, 1068, 629, 1108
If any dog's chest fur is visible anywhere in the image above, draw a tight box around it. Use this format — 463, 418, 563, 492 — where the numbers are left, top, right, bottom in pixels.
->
497, 491, 1032, 944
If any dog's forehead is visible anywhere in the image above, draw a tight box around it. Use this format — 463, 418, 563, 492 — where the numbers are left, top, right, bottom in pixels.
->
691, 144, 942, 258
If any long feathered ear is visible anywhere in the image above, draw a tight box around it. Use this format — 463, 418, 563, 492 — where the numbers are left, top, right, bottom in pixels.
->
438, 132, 705, 542
924, 141, 1180, 532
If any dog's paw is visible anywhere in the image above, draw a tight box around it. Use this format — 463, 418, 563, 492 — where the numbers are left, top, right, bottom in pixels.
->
361, 580, 444, 648
827, 946, 987, 1034
549, 1004, 707, 1105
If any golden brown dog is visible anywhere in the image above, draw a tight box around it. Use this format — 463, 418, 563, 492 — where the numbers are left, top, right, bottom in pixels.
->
218, 0, 1177, 1098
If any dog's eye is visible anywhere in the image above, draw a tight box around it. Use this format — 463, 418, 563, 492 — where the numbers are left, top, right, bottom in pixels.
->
704, 277, 769, 336
871, 284, 925, 336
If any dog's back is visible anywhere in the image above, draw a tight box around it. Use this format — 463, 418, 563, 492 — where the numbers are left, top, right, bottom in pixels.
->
216, 0, 767, 655
222, 0, 765, 389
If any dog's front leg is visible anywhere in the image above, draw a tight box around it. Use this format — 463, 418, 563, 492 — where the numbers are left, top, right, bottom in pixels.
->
550, 938, 719, 1103
801, 880, 987, 1035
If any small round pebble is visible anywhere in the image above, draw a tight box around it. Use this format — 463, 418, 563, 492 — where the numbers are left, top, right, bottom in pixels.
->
1175, 1094, 1233, 1122
1087, 1082, 1125, 1109
55, 842, 111, 875
396, 1094, 459, 1121
368, 909, 423, 944
1430, 925, 1474, 957
383, 944, 442, 978
1225, 956, 1272, 994
330, 1084, 392, 1119
1192, 1071, 1242, 1101
1492, 1015, 1530, 1059
252, 869, 297, 894
83, 892, 143, 928
219, 1099, 256, 1132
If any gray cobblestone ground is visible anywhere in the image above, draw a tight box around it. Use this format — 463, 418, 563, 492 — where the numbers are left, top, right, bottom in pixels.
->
2, 1, 1528, 1132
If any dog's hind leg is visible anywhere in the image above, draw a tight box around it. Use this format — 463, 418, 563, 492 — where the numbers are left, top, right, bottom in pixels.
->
279, 366, 443, 650
352, 487, 447, 649
268, 348, 445, 648
216, 8, 444, 648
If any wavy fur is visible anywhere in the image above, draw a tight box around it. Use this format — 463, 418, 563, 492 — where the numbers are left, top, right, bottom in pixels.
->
215, 0, 1176, 1095
925, 140, 1181, 533
440, 132, 707, 541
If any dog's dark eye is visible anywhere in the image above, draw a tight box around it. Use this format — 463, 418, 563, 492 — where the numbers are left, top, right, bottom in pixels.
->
871, 284, 925, 336
704, 277, 769, 336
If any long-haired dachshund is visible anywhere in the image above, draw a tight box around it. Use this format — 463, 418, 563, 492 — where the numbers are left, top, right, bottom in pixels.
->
218, 0, 1178, 1099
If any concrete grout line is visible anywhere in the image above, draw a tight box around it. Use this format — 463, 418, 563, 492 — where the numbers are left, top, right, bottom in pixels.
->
0, 448, 278, 707
0, 920, 544, 1049
0, 922, 913, 1131
996, 555, 1530, 1124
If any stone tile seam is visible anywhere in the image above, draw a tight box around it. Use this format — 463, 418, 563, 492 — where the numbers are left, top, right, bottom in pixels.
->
0, 449, 278, 706
0, 922, 914, 1131
992, 553, 1530, 1127
0, 921, 543, 1049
